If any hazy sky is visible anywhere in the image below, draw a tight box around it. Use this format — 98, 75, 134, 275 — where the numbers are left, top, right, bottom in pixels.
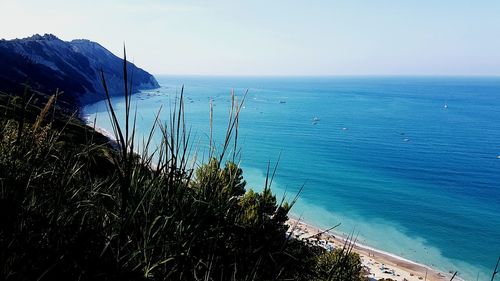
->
1, 0, 500, 76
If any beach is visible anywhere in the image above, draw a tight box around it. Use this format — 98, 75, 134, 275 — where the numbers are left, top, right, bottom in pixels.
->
287, 218, 455, 281
83, 114, 455, 281
83, 76, 500, 281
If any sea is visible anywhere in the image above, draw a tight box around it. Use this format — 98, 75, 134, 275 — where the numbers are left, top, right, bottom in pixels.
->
83, 76, 500, 281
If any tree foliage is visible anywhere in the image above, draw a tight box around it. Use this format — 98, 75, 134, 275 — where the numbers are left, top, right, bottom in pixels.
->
315, 248, 364, 281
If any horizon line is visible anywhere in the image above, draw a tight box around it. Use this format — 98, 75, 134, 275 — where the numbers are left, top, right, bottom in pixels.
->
153, 73, 500, 78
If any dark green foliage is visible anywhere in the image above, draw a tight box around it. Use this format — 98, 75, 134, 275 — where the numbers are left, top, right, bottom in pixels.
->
0, 92, 127, 280
0, 52, 364, 280
314, 248, 364, 281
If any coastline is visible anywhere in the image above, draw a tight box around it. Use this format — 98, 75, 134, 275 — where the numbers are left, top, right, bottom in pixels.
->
82, 115, 460, 281
81, 113, 116, 140
81, 103, 465, 281
286, 217, 458, 281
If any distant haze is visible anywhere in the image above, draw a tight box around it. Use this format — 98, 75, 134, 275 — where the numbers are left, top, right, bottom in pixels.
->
2, 0, 500, 76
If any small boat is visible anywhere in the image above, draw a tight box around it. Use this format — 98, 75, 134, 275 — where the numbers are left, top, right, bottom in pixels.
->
444, 102, 448, 109
313, 117, 320, 122
279, 100, 286, 104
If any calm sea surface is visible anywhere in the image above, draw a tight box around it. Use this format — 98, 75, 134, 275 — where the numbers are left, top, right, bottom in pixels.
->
83, 76, 500, 280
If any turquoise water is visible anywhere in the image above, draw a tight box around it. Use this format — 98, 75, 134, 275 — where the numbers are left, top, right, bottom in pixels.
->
83, 76, 500, 280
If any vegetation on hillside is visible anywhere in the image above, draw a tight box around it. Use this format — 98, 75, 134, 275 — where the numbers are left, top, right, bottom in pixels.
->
0, 34, 159, 106
0, 55, 364, 281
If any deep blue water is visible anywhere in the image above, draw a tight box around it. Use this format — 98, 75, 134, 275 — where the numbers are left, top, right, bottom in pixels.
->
84, 76, 500, 280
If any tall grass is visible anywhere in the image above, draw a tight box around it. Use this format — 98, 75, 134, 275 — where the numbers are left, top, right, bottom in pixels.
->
0, 51, 367, 281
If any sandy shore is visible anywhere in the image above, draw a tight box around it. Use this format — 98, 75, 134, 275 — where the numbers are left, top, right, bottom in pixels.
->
82, 116, 458, 281
83, 118, 115, 140
287, 218, 456, 281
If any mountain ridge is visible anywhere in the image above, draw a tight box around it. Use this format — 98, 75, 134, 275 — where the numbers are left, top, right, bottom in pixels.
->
0, 34, 159, 106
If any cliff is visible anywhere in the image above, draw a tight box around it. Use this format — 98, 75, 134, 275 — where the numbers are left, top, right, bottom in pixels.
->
0, 34, 159, 106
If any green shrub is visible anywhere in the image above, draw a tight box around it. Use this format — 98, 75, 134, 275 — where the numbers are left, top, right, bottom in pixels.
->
314, 248, 363, 281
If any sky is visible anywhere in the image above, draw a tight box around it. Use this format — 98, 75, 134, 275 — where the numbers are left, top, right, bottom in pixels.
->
1, 0, 500, 76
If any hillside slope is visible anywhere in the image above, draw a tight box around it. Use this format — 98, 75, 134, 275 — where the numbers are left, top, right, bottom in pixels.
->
0, 34, 159, 106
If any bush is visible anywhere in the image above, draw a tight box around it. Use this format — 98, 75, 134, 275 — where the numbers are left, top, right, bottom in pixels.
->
315, 248, 364, 281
